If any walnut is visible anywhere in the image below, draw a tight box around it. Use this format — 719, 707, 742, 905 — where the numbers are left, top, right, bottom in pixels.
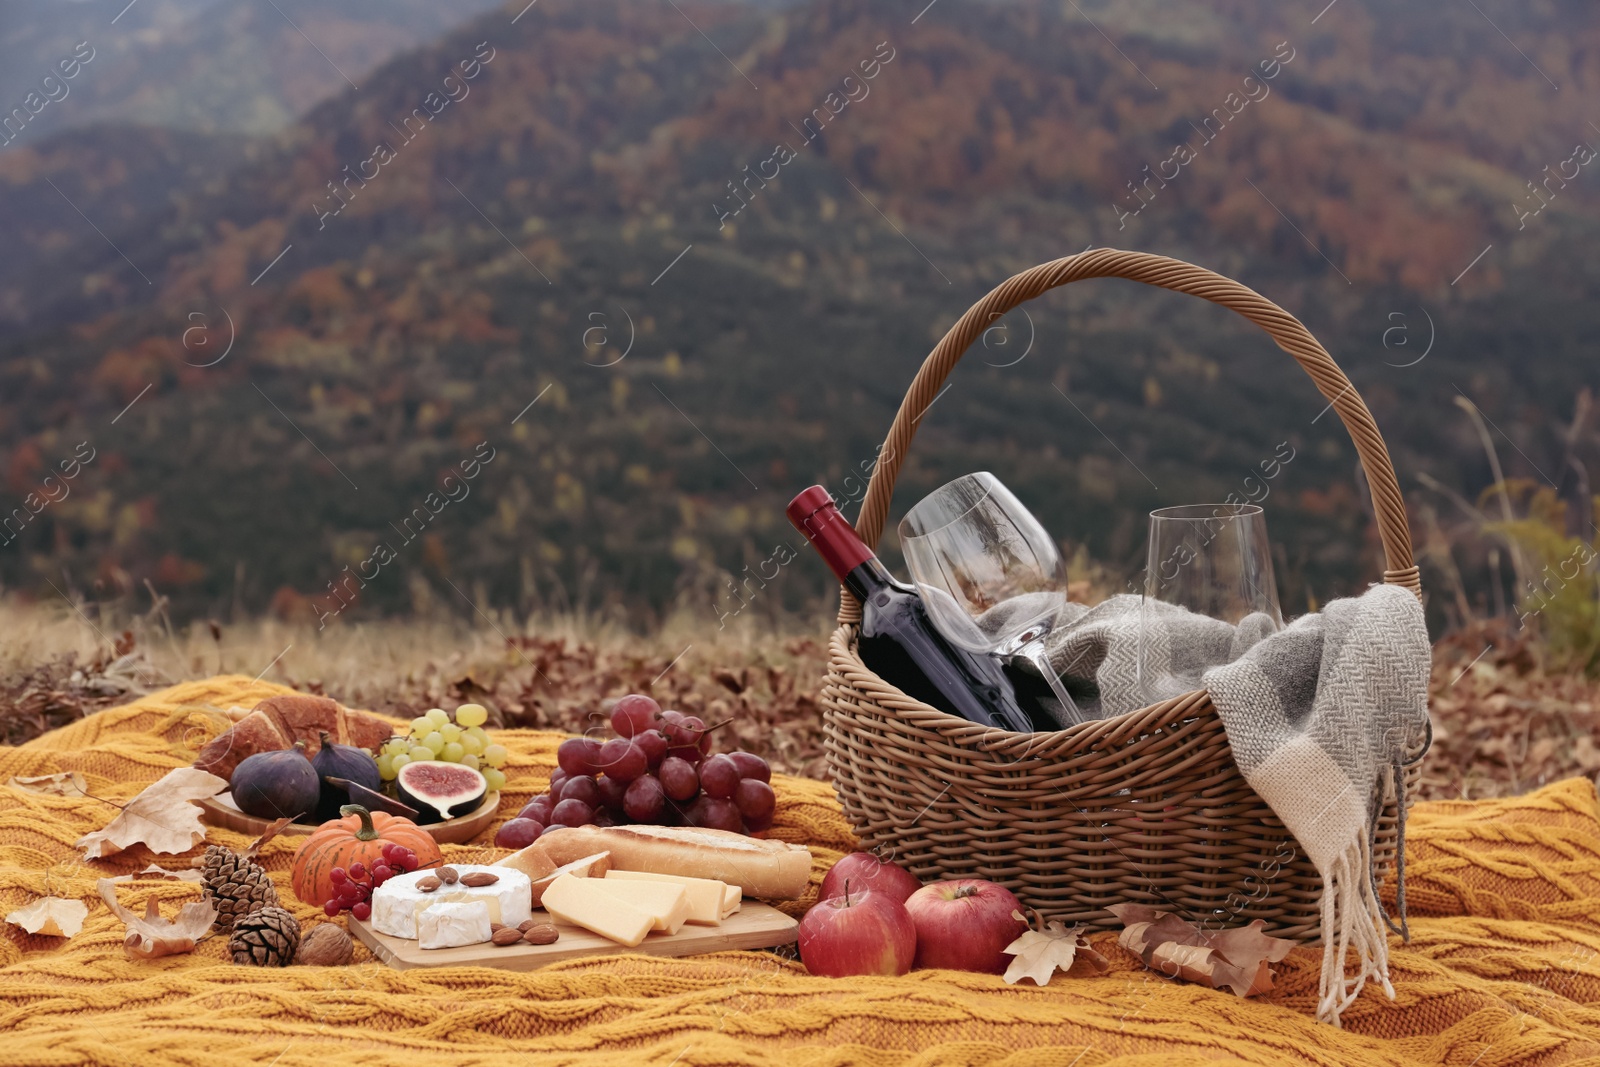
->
297, 923, 354, 966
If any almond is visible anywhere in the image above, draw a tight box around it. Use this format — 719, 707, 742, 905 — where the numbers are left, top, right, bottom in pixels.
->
460, 871, 499, 887
523, 923, 559, 945
416, 876, 442, 893
517, 919, 536, 933
437, 866, 460, 884
491, 927, 524, 946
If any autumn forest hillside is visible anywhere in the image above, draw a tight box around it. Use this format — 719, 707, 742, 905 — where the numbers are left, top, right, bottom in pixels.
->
0, 0, 1596, 636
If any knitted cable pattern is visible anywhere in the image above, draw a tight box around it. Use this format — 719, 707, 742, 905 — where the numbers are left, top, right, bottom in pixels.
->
2, 677, 1599, 1066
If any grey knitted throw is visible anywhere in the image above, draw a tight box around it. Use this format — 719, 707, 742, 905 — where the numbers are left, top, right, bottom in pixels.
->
997, 583, 1432, 1025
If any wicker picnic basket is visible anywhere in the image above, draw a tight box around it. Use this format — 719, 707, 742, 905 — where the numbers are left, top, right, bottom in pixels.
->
821, 248, 1424, 940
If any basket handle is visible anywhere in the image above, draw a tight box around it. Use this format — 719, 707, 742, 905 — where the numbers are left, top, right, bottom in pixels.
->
840, 248, 1419, 624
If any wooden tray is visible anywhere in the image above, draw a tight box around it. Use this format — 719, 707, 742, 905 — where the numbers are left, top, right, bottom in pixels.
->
198, 791, 500, 844
351, 901, 799, 970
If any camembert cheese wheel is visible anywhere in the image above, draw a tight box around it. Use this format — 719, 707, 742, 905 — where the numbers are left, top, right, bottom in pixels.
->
370, 864, 533, 940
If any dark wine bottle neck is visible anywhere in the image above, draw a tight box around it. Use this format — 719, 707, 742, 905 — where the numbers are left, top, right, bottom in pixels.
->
843, 557, 894, 603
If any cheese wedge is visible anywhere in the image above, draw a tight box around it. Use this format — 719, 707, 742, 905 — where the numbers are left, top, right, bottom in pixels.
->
528, 851, 611, 907
417, 899, 492, 950
605, 870, 727, 926
541, 873, 654, 947
587, 877, 691, 934
494, 840, 557, 881
722, 883, 742, 919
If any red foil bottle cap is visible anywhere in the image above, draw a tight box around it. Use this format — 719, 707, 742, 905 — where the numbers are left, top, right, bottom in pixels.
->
786, 485, 875, 583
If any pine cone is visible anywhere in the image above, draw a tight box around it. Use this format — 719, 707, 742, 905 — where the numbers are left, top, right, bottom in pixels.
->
229, 905, 301, 966
201, 844, 280, 932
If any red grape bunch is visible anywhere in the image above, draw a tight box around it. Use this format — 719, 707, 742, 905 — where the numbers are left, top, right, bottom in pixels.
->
322, 841, 419, 920
494, 693, 776, 848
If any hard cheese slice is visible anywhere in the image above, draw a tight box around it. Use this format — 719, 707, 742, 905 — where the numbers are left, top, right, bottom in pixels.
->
722, 883, 742, 919
529, 851, 611, 907
417, 899, 492, 949
540, 873, 654, 947
605, 870, 727, 926
586, 877, 691, 934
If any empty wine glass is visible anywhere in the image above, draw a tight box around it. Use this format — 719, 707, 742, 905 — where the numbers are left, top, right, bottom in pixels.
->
1138, 503, 1284, 706
899, 472, 1086, 726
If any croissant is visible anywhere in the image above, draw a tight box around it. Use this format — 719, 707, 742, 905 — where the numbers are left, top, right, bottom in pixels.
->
194, 694, 398, 780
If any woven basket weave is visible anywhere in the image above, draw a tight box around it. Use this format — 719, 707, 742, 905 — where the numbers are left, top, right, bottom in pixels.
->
822, 249, 1424, 940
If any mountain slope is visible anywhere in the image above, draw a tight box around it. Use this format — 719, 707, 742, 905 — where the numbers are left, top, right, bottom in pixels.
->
0, 0, 504, 138
0, 0, 1595, 629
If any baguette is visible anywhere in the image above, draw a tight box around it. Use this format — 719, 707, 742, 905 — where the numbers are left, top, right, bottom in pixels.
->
535, 825, 811, 900
493, 840, 558, 881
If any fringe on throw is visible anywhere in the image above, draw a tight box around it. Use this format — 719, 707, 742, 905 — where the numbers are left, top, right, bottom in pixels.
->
1372, 758, 1411, 942
1318, 762, 1405, 1027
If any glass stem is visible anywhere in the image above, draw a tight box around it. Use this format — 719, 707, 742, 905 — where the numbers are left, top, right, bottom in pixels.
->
1020, 638, 1085, 726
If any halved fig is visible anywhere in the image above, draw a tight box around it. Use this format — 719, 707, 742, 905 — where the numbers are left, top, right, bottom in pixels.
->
394, 760, 488, 823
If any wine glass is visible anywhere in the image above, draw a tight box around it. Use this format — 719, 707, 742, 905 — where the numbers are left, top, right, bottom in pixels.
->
1138, 503, 1284, 707
898, 472, 1086, 726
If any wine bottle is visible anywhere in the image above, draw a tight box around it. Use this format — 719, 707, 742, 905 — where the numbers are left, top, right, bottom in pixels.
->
786, 485, 1037, 733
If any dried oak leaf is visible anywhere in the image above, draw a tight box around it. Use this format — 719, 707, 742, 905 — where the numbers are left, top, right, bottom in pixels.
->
6, 897, 88, 937
97, 877, 216, 960
1107, 903, 1294, 998
711, 668, 746, 694
7, 771, 87, 796
75, 767, 226, 859
1002, 912, 1108, 985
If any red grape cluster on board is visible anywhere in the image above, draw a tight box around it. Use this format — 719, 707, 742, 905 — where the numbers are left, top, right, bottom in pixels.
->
494, 693, 775, 847
322, 842, 419, 920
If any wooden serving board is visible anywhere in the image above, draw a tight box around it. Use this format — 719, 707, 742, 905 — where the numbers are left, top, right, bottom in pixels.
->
351, 901, 798, 971
198, 791, 499, 844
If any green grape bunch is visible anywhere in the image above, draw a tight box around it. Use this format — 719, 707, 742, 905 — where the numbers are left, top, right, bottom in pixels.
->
376, 703, 508, 794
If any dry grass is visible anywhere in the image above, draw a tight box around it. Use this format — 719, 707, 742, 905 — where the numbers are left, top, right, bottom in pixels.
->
1, 595, 1598, 799
0, 596, 835, 777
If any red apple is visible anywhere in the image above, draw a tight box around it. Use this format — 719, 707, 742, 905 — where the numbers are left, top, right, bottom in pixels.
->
820, 852, 922, 906
904, 879, 1028, 974
797, 889, 916, 978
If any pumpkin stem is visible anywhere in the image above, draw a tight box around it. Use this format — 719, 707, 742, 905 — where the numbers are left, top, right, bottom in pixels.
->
340, 804, 379, 840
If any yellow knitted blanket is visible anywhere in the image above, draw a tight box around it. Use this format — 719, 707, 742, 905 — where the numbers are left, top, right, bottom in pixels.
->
3, 677, 1600, 1066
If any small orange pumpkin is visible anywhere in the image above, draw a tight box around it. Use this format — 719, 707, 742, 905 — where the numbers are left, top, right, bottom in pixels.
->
291, 805, 442, 907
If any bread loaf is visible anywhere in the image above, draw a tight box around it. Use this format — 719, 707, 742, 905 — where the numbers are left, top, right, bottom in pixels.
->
193, 709, 285, 780
194, 695, 397, 779
268, 695, 351, 748
493, 840, 558, 882
534, 825, 811, 900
